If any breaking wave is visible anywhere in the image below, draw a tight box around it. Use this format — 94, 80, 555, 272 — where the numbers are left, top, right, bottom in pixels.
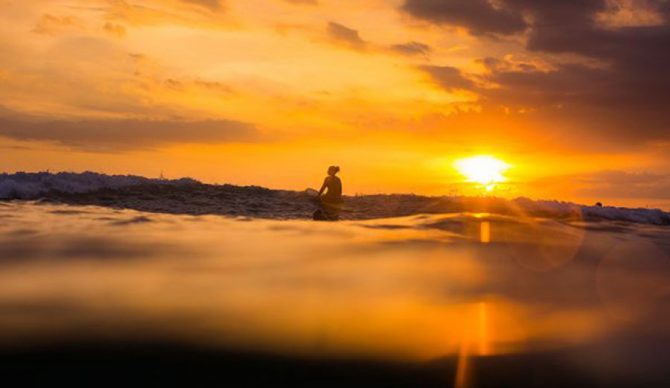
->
1, 171, 669, 225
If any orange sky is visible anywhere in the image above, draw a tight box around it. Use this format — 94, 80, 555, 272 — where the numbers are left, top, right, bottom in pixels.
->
1, 0, 670, 208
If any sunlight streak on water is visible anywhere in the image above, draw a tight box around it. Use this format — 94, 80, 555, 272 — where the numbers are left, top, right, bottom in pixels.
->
455, 302, 490, 388
480, 222, 490, 244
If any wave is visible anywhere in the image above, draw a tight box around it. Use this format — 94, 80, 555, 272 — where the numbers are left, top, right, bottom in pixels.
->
0, 171, 197, 198
1, 171, 669, 225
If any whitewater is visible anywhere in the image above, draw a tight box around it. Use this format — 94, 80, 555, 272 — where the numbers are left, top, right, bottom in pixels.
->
1, 171, 669, 224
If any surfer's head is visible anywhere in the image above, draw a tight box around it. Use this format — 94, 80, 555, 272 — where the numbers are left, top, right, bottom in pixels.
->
327, 166, 340, 176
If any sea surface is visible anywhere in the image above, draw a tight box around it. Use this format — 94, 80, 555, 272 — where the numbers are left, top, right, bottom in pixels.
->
0, 200, 669, 386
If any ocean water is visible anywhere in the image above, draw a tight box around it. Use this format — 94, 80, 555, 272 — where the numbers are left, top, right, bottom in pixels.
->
0, 201, 669, 386
2, 171, 670, 224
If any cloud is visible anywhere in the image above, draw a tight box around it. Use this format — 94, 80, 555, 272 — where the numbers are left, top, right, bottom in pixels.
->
179, 0, 223, 11
402, 0, 670, 61
390, 41, 431, 56
576, 170, 670, 200
282, 0, 318, 4
596, 0, 665, 28
0, 112, 261, 152
402, 0, 527, 35
420, 57, 670, 144
99, 0, 232, 28
411, 0, 670, 144
327, 22, 366, 49
103, 22, 126, 38
483, 58, 670, 142
419, 65, 476, 91
32, 14, 83, 35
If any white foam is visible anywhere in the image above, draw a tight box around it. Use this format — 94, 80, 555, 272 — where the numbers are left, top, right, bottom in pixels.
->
0, 171, 196, 199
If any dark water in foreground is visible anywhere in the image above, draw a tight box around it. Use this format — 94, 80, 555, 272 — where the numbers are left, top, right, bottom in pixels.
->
0, 201, 669, 386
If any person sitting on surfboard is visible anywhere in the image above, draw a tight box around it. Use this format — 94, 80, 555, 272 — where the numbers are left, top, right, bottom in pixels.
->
314, 166, 342, 220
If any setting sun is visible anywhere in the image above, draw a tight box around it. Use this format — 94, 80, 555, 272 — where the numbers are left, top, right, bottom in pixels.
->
454, 155, 510, 191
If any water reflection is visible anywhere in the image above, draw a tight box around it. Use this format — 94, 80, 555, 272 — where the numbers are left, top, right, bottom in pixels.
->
0, 202, 669, 378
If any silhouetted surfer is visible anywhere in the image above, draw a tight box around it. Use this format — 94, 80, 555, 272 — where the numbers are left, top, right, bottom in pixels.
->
314, 166, 342, 221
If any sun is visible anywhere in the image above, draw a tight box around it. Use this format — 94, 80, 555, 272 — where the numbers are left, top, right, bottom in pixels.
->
454, 155, 510, 191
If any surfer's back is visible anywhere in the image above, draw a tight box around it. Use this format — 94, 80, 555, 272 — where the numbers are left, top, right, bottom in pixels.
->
324, 175, 342, 201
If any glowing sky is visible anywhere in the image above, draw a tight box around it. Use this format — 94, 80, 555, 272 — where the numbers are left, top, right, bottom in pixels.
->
2, 0, 670, 207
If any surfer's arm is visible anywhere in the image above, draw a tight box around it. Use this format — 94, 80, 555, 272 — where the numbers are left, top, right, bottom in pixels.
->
318, 177, 329, 196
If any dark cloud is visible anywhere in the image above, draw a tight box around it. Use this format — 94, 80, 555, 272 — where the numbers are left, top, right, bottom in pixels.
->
390, 41, 431, 56
327, 22, 366, 49
402, 0, 527, 35
509, 0, 667, 60
419, 65, 475, 91
478, 58, 670, 140
0, 112, 261, 152
419, 57, 670, 143
410, 0, 670, 143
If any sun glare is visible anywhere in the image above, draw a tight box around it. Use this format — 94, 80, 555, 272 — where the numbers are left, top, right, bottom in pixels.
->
454, 155, 510, 191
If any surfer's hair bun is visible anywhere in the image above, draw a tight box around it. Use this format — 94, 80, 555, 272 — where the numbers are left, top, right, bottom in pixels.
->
329, 165, 340, 174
